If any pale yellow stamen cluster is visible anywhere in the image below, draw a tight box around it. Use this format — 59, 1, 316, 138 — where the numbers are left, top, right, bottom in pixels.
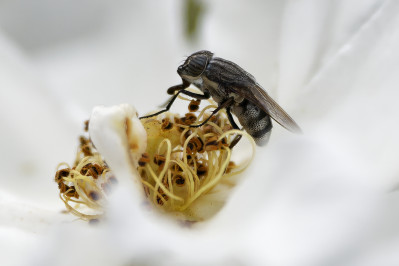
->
55, 97, 255, 222
138, 97, 255, 220
55, 135, 115, 221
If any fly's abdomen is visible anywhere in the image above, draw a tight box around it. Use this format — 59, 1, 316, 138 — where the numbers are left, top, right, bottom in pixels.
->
232, 100, 272, 146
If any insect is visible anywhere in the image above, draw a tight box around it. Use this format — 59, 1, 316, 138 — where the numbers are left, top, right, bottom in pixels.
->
140, 50, 301, 146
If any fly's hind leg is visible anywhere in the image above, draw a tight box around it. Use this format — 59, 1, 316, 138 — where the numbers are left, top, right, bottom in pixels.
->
226, 108, 242, 149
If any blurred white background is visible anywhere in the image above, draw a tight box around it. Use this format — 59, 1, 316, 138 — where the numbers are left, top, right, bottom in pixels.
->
1, 0, 399, 265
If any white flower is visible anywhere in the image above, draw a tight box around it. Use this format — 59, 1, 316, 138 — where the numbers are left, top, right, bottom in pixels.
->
1, 1, 399, 265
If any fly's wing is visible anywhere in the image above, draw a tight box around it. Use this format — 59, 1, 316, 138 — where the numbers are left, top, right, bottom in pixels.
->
207, 57, 301, 133
231, 82, 302, 133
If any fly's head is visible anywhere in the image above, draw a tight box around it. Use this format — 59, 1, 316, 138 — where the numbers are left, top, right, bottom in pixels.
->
177, 50, 213, 82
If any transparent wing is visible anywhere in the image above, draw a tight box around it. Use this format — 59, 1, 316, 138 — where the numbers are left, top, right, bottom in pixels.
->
231, 83, 302, 133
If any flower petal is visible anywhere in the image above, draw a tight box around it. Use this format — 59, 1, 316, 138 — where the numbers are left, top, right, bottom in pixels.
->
89, 104, 147, 190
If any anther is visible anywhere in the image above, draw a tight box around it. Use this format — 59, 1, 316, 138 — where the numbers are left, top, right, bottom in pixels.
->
188, 100, 201, 112
139, 152, 150, 166
79, 136, 93, 156
84, 120, 89, 132
65, 185, 79, 198
55, 168, 70, 182
161, 118, 173, 130
174, 174, 185, 186
186, 137, 204, 154
154, 154, 166, 166
205, 136, 219, 151
183, 113, 197, 125
81, 163, 103, 179
197, 164, 208, 177
174, 117, 185, 131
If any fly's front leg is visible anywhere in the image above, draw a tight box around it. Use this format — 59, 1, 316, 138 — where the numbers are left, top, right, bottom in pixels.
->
166, 79, 190, 95
180, 89, 210, 100
140, 80, 210, 120
139, 90, 182, 119
140, 80, 190, 119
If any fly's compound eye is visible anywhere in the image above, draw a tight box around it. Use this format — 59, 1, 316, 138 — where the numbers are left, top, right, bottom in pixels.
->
178, 54, 208, 77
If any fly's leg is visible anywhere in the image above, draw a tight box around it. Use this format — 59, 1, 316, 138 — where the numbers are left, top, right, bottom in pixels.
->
166, 79, 190, 95
180, 89, 211, 100
226, 107, 240, 129
139, 80, 210, 119
189, 97, 234, 128
139, 89, 183, 119
226, 108, 242, 149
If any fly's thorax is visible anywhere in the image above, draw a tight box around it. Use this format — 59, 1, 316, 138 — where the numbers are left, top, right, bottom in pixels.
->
200, 75, 230, 104
201, 75, 219, 92
231, 100, 272, 146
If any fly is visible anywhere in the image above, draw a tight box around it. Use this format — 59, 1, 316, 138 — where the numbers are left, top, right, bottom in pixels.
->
140, 50, 301, 147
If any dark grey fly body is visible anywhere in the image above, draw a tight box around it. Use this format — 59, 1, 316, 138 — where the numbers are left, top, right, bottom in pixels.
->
140, 50, 301, 146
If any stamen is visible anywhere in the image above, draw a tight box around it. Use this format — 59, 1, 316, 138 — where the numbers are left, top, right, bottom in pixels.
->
84, 120, 89, 132
138, 152, 150, 166
138, 97, 255, 219
182, 113, 197, 125
188, 99, 201, 112
161, 118, 173, 130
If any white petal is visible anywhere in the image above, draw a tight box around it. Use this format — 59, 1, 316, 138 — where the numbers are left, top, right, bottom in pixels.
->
89, 104, 147, 189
